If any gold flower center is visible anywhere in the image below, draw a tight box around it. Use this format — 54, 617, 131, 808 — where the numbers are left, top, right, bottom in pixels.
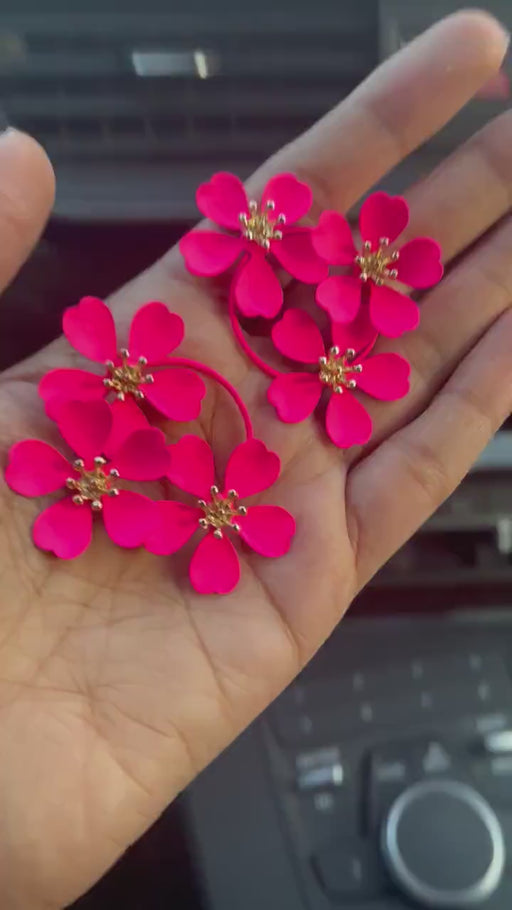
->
355, 237, 399, 286
239, 199, 286, 250
198, 486, 247, 539
319, 347, 363, 394
103, 349, 154, 401
66, 457, 120, 511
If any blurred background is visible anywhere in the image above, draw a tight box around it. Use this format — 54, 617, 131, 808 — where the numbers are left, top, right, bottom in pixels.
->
1, 0, 512, 907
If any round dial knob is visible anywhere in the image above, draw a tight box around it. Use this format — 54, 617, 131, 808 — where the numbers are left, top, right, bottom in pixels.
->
381, 780, 505, 908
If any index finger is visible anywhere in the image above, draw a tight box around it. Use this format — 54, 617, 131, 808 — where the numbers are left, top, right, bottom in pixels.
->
250, 10, 509, 217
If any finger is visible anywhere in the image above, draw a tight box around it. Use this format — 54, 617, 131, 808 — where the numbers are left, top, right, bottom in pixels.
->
349, 213, 512, 457
250, 10, 509, 217
0, 129, 55, 291
401, 108, 512, 263
348, 306, 512, 587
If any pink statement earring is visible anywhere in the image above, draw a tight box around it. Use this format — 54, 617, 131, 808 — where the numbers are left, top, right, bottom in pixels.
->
4, 298, 295, 595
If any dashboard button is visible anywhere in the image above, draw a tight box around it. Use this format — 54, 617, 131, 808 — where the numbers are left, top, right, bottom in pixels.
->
313, 838, 389, 901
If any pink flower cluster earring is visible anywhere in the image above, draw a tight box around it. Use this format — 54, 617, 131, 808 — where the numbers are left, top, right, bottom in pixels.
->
180, 175, 443, 449
5, 298, 295, 593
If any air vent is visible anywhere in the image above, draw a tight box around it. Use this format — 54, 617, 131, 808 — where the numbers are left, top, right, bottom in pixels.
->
0, 4, 378, 218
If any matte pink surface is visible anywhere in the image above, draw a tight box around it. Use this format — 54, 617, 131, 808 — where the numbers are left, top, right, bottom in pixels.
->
316, 274, 362, 323
111, 428, 170, 481
272, 229, 328, 284
396, 238, 443, 288
144, 368, 206, 421
224, 439, 280, 499
326, 390, 373, 448
331, 310, 378, 356
39, 369, 105, 419
272, 308, 325, 364
168, 435, 216, 499
232, 250, 283, 318
33, 498, 93, 560
355, 352, 411, 401
197, 171, 249, 228
128, 302, 184, 360
146, 501, 201, 555
104, 398, 149, 457
261, 173, 312, 223
268, 372, 322, 423
57, 399, 112, 460
239, 505, 295, 557
102, 491, 156, 548
190, 533, 241, 595
63, 296, 117, 363
369, 283, 420, 337
359, 192, 409, 246
313, 211, 356, 265
178, 230, 243, 276
6, 440, 70, 496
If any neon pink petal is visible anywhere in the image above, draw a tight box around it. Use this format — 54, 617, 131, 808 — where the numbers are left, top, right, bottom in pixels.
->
63, 297, 117, 363
233, 249, 283, 318
196, 172, 249, 229
144, 368, 206, 421
239, 505, 295, 557
145, 501, 201, 555
331, 308, 378, 357
39, 369, 104, 418
369, 284, 419, 337
272, 308, 325, 363
102, 491, 156, 548
33, 498, 92, 559
356, 353, 411, 401
312, 211, 357, 265
128, 302, 184, 361
57, 399, 112, 460
224, 439, 280, 499
272, 228, 328, 283
168, 435, 215, 498
261, 173, 312, 224
111, 428, 170, 481
104, 398, 149, 458
396, 238, 443, 289
268, 372, 322, 423
316, 274, 362, 323
179, 230, 243, 277
6, 440, 70, 496
326, 390, 373, 449
359, 192, 409, 247
190, 533, 240, 595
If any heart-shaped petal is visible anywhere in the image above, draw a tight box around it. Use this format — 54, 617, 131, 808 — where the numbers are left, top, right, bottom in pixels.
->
369, 284, 420, 337
233, 249, 283, 318
168, 435, 216, 499
272, 308, 325, 364
179, 230, 243, 277
359, 192, 409, 247
190, 532, 241, 595
57, 399, 113, 460
268, 373, 322, 423
128, 302, 184, 361
261, 173, 312, 225
63, 297, 117, 363
396, 238, 443, 289
33, 498, 93, 559
325, 389, 372, 449
272, 228, 328, 283
312, 211, 357, 265
316, 275, 362, 323
224, 439, 280, 499
239, 505, 295, 557
39, 369, 105, 418
196, 172, 249, 229
102, 491, 156, 548
145, 501, 201, 555
6, 440, 70, 497
356, 353, 411, 401
111, 428, 170, 481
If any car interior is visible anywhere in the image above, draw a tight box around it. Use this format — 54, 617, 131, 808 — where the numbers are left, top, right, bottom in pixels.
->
1, 0, 512, 907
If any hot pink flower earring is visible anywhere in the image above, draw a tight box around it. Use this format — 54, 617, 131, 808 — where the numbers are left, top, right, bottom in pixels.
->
4, 299, 296, 595
179, 171, 327, 318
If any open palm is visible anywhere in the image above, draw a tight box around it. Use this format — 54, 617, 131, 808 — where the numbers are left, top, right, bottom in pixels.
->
1, 12, 512, 909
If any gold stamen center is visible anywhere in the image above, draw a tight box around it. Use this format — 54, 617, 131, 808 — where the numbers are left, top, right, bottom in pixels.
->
66, 458, 120, 511
239, 199, 286, 250
318, 347, 363, 394
103, 349, 154, 401
355, 237, 399, 286
198, 487, 247, 539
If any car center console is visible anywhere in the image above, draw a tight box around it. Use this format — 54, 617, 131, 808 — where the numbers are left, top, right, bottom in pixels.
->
184, 614, 512, 909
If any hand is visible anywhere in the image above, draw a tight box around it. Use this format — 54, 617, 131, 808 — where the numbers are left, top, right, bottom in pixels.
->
0, 12, 511, 908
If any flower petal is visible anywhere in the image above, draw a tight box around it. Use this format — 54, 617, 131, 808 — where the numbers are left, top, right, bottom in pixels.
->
316, 275, 362, 323
331, 308, 378, 357
103, 398, 149, 458
39, 369, 104, 418
268, 372, 322, 423
396, 238, 443, 289
6, 440, 70, 496
111, 428, 170, 481
261, 173, 312, 225
239, 505, 295, 557
144, 368, 206, 421
233, 249, 283, 318
325, 390, 372, 449
356, 353, 411, 401
128, 302, 184, 361
56, 399, 113, 460
196, 172, 249, 229
312, 211, 357, 265
359, 192, 409, 247
102, 491, 156, 548
369, 284, 419, 337
168, 435, 215, 498
272, 228, 328, 283
179, 230, 243, 276
63, 297, 117, 363
272, 308, 325, 364
224, 439, 280, 499
190, 533, 240, 595
145, 501, 201, 555
33, 498, 92, 559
